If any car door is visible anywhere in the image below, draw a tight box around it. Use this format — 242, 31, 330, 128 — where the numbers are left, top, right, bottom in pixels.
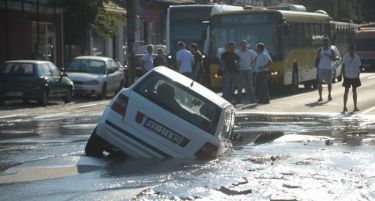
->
111, 60, 123, 89
106, 60, 119, 92
40, 63, 57, 97
48, 62, 64, 97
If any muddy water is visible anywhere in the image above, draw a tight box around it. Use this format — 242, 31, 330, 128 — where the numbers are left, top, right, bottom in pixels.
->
0, 113, 374, 200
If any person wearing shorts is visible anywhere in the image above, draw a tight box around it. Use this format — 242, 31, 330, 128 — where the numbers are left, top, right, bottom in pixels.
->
316, 38, 336, 102
316, 38, 337, 102
342, 44, 361, 112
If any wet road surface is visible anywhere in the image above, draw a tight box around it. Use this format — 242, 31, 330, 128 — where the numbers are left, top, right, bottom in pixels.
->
0, 109, 374, 200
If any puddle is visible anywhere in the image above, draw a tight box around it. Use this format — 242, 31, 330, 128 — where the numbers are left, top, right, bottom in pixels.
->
0, 112, 374, 200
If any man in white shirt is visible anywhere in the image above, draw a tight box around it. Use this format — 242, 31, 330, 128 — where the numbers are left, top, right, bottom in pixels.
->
253, 43, 272, 104
316, 38, 337, 102
176, 41, 194, 78
141, 44, 154, 74
342, 44, 361, 113
237, 40, 257, 103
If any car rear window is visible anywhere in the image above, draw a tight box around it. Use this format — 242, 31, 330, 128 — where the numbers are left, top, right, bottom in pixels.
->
66, 59, 106, 74
0, 63, 35, 76
134, 71, 221, 134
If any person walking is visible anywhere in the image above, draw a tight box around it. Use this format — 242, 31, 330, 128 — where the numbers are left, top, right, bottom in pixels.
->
221, 41, 240, 103
141, 44, 154, 74
253, 43, 272, 104
176, 41, 194, 78
153, 48, 168, 67
237, 40, 257, 104
191, 43, 204, 83
316, 38, 337, 102
342, 44, 362, 113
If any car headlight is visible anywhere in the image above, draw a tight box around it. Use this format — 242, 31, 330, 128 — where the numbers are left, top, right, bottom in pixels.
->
84, 80, 100, 85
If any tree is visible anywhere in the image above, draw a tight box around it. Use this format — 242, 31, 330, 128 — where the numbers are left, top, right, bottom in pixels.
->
63, 0, 125, 46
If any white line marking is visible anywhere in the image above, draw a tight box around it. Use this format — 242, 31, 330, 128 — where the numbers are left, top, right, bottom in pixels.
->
360, 106, 375, 114
70, 103, 98, 109
0, 114, 19, 119
367, 75, 375, 80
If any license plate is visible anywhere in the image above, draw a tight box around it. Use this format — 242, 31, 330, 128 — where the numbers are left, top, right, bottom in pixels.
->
6, 91, 23, 97
144, 118, 185, 146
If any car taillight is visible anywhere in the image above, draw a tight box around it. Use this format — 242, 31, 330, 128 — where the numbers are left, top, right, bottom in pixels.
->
111, 93, 129, 116
195, 142, 218, 159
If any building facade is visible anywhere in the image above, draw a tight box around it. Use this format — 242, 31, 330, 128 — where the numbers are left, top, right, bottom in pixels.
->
0, 0, 64, 67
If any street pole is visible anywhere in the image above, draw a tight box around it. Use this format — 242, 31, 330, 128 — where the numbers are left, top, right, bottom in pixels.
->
126, 0, 136, 85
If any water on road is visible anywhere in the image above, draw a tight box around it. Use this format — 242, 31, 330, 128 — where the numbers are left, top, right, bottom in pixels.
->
0, 112, 374, 201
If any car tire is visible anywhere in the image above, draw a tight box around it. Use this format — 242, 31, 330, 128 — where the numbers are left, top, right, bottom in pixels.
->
98, 83, 107, 100
39, 89, 48, 106
337, 73, 343, 82
63, 88, 72, 103
85, 128, 106, 157
332, 69, 337, 83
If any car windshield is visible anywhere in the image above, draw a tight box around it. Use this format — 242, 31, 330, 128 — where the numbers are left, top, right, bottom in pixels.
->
0, 63, 35, 76
134, 71, 221, 134
66, 59, 106, 74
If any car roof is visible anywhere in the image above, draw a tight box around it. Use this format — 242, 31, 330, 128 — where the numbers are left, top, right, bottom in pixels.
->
4, 60, 51, 64
74, 56, 113, 61
152, 66, 231, 108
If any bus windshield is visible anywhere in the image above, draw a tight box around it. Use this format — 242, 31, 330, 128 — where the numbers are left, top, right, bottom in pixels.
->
210, 13, 281, 60
211, 23, 278, 60
168, 7, 212, 55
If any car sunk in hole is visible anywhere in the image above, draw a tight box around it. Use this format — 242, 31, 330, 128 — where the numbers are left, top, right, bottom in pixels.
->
0, 60, 74, 106
85, 66, 235, 159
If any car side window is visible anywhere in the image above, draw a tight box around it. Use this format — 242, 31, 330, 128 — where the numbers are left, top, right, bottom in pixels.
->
107, 61, 115, 74
42, 64, 52, 76
48, 63, 61, 76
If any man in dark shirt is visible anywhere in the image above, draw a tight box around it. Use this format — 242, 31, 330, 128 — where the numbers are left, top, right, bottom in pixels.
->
221, 41, 240, 103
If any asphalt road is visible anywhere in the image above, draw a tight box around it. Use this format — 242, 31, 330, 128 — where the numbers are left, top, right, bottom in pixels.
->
236, 72, 375, 117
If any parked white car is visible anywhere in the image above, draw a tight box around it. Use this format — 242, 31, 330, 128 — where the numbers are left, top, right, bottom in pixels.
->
66, 56, 125, 99
85, 66, 235, 159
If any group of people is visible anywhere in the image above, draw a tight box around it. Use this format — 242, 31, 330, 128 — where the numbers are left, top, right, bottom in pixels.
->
315, 38, 362, 113
141, 41, 205, 83
142, 38, 362, 112
221, 40, 272, 104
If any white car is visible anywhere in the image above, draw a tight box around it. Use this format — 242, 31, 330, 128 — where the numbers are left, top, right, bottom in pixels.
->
66, 56, 125, 99
85, 66, 235, 159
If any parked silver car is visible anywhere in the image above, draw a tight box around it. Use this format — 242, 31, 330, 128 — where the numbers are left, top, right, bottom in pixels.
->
66, 56, 125, 99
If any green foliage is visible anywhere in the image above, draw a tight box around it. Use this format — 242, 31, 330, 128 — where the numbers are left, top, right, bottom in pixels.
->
91, 6, 125, 38
63, 0, 125, 41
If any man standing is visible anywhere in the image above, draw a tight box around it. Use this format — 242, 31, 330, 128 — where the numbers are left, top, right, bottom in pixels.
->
342, 44, 361, 113
253, 43, 272, 104
191, 43, 204, 83
316, 38, 336, 102
221, 41, 240, 103
141, 44, 154, 74
237, 40, 257, 104
176, 41, 194, 78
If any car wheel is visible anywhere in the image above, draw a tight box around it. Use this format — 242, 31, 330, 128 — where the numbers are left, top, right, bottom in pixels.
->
85, 128, 106, 157
39, 89, 48, 106
332, 69, 337, 83
63, 88, 72, 103
337, 73, 343, 82
98, 83, 107, 100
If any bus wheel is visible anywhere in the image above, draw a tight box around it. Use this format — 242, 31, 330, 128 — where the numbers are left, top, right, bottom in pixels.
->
290, 70, 299, 92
